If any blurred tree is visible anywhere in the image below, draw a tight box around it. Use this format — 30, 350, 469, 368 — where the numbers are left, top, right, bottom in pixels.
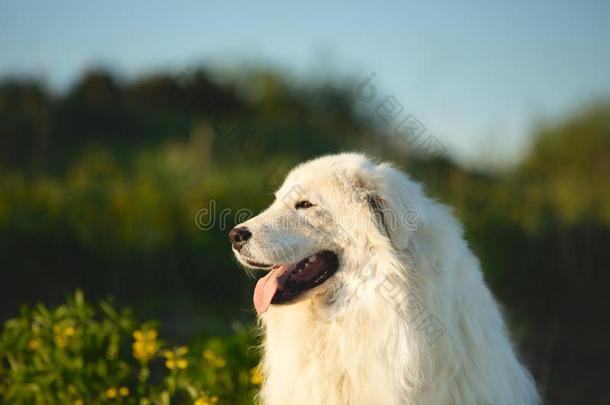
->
519, 103, 610, 226
0, 80, 51, 170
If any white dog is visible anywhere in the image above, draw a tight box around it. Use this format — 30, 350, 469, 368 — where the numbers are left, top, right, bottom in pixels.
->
230, 153, 538, 405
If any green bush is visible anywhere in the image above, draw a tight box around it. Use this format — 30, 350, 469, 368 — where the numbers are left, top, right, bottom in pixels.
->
0, 291, 262, 404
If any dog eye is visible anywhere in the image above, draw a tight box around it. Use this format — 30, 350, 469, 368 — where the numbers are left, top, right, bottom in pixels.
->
295, 200, 314, 209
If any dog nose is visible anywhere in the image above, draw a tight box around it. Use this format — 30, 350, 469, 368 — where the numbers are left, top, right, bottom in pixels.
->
229, 226, 252, 250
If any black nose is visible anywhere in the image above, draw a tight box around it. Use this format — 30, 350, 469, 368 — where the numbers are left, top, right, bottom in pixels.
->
229, 226, 251, 250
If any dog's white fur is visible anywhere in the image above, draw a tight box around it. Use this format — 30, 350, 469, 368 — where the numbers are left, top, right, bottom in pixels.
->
233, 153, 538, 405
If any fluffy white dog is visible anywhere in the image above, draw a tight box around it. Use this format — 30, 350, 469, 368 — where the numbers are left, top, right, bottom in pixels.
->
229, 153, 538, 405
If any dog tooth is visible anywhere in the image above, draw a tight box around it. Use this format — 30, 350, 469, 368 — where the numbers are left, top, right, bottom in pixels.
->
308, 255, 317, 262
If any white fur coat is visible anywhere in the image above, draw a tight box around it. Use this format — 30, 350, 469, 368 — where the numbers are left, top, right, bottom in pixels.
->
233, 153, 538, 405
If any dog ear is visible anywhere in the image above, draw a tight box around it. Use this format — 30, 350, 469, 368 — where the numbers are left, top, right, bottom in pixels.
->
366, 193, 393, 241
361, 163, 426, 250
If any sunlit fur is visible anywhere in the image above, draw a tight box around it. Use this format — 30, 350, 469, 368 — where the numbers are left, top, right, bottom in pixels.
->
233, 153, 539, 405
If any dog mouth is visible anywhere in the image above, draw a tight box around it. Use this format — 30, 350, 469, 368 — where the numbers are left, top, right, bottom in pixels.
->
246, 259, 274, 269
251, 250, 339, 314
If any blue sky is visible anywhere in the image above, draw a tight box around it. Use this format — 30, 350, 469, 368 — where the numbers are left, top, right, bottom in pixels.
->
1, 0, 609, 168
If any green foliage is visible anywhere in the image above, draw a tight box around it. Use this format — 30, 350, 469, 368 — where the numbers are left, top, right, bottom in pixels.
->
517, 103, 610, 225
0, 291, 261, 404
0, 67, 609, 403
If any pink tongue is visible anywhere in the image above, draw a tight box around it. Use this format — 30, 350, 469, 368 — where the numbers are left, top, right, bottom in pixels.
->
253, 265, 291, 314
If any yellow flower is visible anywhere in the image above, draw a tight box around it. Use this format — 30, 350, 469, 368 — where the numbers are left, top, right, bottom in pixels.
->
53, 325, 77, 348
132, 341, 144, 356
250, 365, 264, 385
63, 326, 75, 337
214, 357, 226, 368
105, 387, 117, 399
194, 395, 219, 405
119, 386, 130, 397
27, 338, 41, 351
203, 349, 215, 361
132, 329, 158, 362
163, 346, 189, 370
144, 341, 157, 353
202, 349, 225, 367
74, 400, 83, 405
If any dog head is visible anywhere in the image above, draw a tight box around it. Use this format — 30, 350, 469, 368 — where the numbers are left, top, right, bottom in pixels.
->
229, 153, 426, 314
